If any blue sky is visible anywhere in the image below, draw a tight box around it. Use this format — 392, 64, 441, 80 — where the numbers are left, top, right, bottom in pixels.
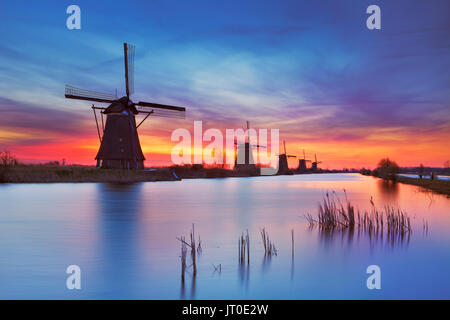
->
0, 0, 449, 167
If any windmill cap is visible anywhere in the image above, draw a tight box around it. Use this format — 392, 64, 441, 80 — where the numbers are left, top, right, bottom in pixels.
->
104, 96, 138, 114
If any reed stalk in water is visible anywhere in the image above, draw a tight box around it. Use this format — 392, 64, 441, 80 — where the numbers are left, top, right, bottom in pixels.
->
260, 228, 277, 256
238, 230, 250, 264
305, 191, 416, 237
177, 224, 201, 277
291, 229, 294, 258
180, 236, 187, 281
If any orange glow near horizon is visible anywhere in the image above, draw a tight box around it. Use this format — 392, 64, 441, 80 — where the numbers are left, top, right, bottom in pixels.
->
2, 122, 449, 169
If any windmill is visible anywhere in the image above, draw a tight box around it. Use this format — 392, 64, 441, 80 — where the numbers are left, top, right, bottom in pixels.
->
297, 149, 311, 172
234, 121, 264, 173
311, 154, 322, 172
65, 43, 186, 169
278, 140, 296, 175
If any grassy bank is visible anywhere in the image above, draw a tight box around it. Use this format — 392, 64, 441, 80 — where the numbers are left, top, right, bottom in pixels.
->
0, 165, 180, 183
396, 176, 450, 197
0, 164, 261, 183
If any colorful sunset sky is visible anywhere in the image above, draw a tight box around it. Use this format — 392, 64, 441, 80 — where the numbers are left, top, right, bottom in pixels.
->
0, 0, 449, 169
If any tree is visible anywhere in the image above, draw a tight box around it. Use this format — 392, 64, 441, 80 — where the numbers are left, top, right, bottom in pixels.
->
0, 151, 17, 167
419, 163, 425, 179
376, 158, 399, 181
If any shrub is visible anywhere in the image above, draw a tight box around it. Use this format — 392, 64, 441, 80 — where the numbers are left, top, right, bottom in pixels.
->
0, 151, 17, 168
376, 158, 399, 181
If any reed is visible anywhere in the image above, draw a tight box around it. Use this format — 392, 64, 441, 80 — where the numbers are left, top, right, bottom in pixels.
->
212, 264, 222, 273
197, 235, 202, 254
423, 219, 429, 235
238, 230, 250, 264
291, 229, 294, 258
190, 224, 197, 275
260, 228, 277, 256
305, 191, 415, 237
180, 236, 187, 281
177, 224, 200, 277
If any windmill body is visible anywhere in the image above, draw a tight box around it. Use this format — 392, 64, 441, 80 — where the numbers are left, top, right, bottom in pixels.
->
297, 149, 311, 172
278, 140, 296, 175
95, 97, 145, 169
234, 121, 261, 174
234, 142, 256, 172
311, 154, 322, 172
278, 154, 289, 174
65, 43, 186, 169
298, 159, 308, 171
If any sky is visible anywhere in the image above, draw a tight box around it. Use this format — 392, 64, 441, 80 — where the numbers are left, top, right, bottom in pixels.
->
0, 0, 449, 169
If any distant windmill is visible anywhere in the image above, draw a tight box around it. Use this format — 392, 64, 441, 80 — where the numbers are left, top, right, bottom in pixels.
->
297, 149, 311, 172
278, 140, 296, 175
65, 43, 186, 169
234, 121, 264, 173
311, 154, 322, 172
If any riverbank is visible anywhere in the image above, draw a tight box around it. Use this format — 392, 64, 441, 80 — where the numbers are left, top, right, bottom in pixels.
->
0, 165, 180, 183
0, 163, 356, 184
0, 164, 269, 183
396, 176, 450, 197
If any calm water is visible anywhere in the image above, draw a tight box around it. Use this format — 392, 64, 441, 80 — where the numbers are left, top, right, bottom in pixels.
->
0, 173, 449, 299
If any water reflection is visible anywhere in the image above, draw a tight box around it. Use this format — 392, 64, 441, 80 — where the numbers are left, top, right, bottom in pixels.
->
290, 257, 294, 281
313, 224, 410, 250
377, 179, 399, 201
96, 183, 143, 296
180, 271, 197, 300
238, 263, 250, 289
261, 254, 274, 275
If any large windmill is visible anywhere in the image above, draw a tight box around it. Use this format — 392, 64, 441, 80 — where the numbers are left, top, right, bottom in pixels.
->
65, 43, 186, 169
311, 154, 322, 172
297, 149, 311, 172
278, 140, 296, 175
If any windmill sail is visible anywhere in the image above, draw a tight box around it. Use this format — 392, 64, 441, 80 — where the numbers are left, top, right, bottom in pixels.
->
136, 101, 186, 118
124, 43, 135, 97
65, 85, 117, 103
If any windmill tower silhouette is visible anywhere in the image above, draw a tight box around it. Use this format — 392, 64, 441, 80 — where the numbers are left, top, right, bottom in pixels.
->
278, 140, 296, 175
297, 149, 311, 172
311, 154, 322, 172
234, 121, 264, 174
65, 43, 186, 169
